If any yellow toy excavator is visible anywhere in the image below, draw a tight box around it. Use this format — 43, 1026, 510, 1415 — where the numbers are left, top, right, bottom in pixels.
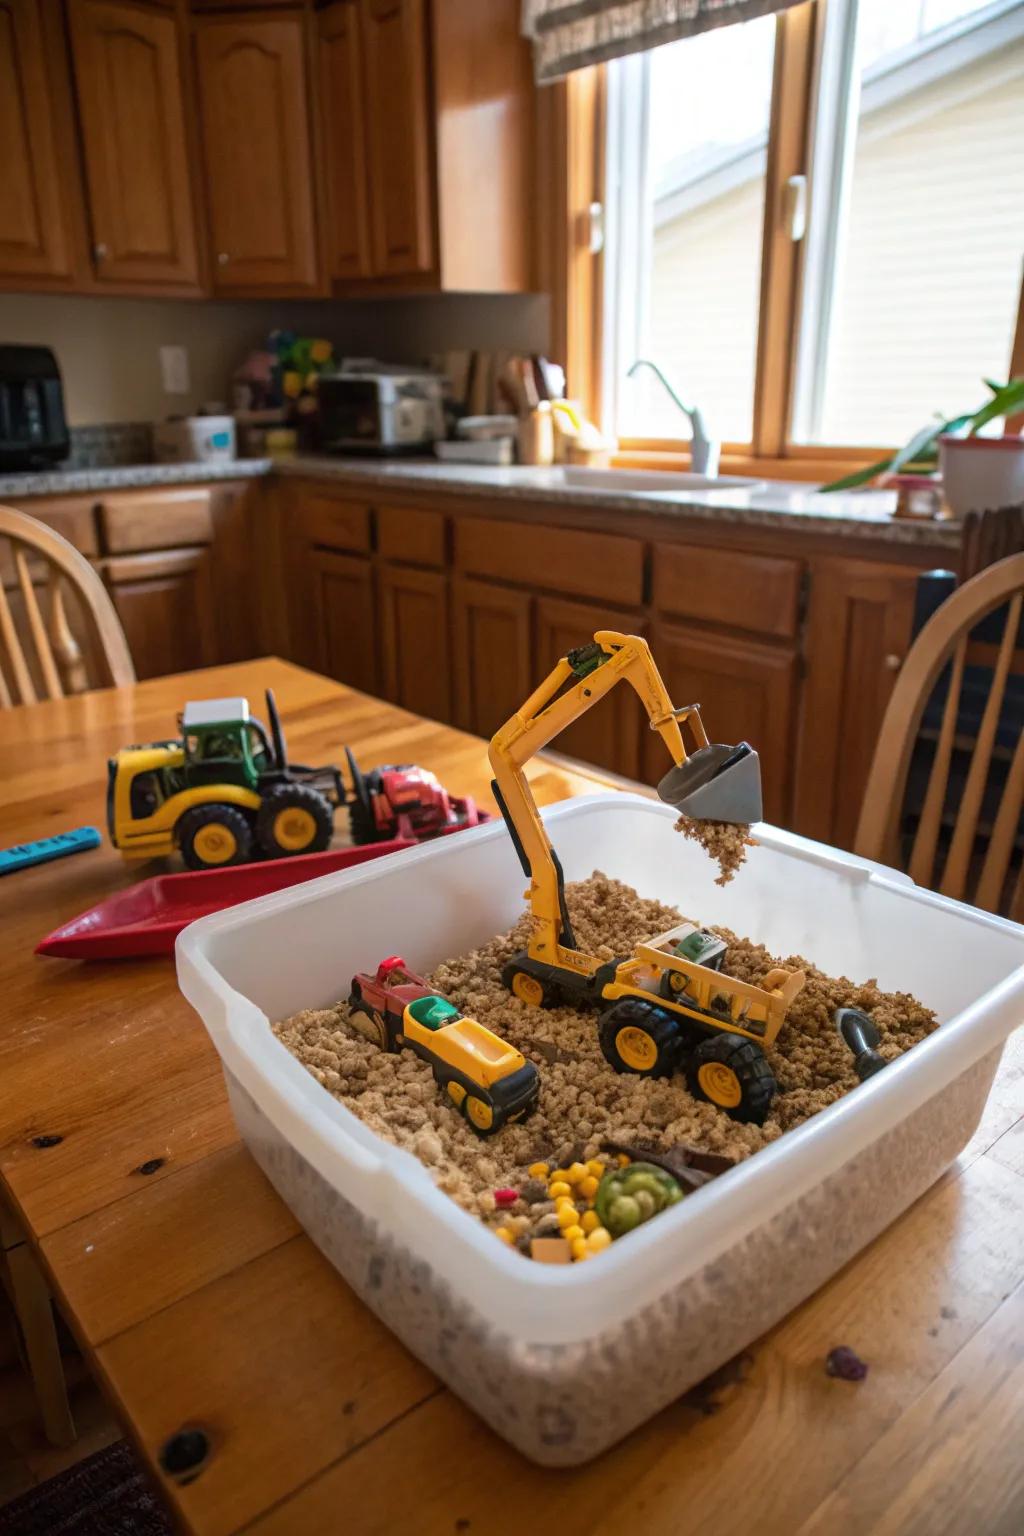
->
488, 631, 805, 1124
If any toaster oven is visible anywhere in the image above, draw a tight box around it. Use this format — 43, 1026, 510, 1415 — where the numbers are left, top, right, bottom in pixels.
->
0, 345, 70, 471
317, 372, 444, 454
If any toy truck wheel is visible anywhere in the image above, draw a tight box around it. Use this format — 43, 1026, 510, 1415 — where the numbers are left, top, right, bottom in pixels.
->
347, 1001, 389, 1051
685, 1035, 776, 1125
178, 804, 253, 870
256, 784, 334, 858
463, 1092, 502, 1137
501, 959, 558, 1008
599, 999, 683, 1078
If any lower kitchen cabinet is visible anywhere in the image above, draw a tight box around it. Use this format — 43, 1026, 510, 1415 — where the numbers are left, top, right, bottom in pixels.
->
451, 576, 533, 738
534, 596, 645, 778
649, 621, 799, 827
104, 547, 218, 680
307, 547, 379, 696
793, 557, 921, 848
379, 563, 451, 721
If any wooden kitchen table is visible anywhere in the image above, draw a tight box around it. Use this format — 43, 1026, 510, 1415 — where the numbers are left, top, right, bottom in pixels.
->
2, 658, 1023, 1536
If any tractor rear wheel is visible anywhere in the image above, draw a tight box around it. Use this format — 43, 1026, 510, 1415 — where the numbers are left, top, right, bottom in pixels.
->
179, 804, 253, 870
685, 1034, 776, 1125
256, 784, 333, 859
599, 998, 683, 1077
501, 957, 560, 1007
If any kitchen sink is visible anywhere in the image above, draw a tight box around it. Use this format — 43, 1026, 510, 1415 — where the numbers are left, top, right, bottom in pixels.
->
551, 465, 763, 493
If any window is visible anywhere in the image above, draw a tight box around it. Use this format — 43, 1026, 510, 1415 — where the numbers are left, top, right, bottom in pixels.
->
600, 0, 1024, 461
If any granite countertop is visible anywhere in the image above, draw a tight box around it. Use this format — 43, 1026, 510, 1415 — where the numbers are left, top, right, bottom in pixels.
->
0, 457, 271, 499
0, 452, 961, 547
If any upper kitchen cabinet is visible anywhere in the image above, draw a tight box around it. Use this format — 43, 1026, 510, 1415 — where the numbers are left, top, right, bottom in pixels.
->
194, 12, 319, 294
0, 1, 84, 286
361, 0, 434, 277
317, 0, 533, 293
317, 0, 371, 280
67, 0, 201, 290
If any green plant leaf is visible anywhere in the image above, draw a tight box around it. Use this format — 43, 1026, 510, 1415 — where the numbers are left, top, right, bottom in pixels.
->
970, 377, 1024, 434
819, 457, 894, 493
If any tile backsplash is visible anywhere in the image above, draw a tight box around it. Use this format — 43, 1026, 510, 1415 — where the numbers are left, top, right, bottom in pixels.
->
66, 422, 155, 468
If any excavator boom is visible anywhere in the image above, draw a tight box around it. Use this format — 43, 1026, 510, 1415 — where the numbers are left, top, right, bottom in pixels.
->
487, 631, 761, 976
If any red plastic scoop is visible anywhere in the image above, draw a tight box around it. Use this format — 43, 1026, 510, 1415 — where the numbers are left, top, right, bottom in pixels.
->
36, 840, 415, 961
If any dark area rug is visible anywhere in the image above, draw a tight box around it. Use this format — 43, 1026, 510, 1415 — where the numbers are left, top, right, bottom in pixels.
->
0, 1441, 172, 1536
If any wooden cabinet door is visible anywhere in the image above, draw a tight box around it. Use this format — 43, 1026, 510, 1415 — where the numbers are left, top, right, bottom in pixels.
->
379, 564, 451, 722
307, 549, 379, 695
534, 598, 645, 779
793, 558, 921, 849
318, 1, 371, 280
451, 577, 532, 739
68, 0, 199, 287
0, 1, 79, 282
649, 622, 799, 827
104, 549, 218, 680
361, 0, 434, 276
194, 14, 318, 292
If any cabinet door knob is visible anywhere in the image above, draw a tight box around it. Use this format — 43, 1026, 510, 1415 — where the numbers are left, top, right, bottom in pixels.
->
884, 653, 902, 671
217, 252, 230, 266
94, 242, 108, 260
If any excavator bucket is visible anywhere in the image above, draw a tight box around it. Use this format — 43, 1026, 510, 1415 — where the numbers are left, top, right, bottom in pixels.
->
657, 742, 763, 825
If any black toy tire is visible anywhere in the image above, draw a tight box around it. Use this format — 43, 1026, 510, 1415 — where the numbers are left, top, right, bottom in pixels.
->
256, 783, 334, 858
501, 959, 560, 1008
347, 1001, 389, 1051
463, 1091, 504, 1137
598, 998, 683, 1078
178, 804, 253, 870
685, 1034, 776, 1125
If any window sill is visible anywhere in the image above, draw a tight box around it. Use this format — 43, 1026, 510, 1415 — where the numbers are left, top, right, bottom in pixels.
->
613, 445, 891, 484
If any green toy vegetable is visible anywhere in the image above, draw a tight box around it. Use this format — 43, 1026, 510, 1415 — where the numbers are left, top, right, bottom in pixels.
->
595, 1162, 684, 1237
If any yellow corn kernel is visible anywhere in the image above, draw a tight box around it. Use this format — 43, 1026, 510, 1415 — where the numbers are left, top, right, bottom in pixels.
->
528, 1162, 549, 1179
548, 1180, 572, 1200
551, 1168, 570, 1183
617, 1152, 631, 1167
557, 1204, 578, 1230
563, 1224, 584, 1243
578, 1175, 600, 1201
495, 1226, 514, 1245
570, 1237, 589, 1261
586, 1226, 612, 1253
586, 1159, 604, 1178
567, 1162, 588, 1184
581, 1209, 601, 1233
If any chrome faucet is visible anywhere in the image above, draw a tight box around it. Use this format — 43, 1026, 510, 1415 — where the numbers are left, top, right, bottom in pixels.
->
626, 359, 720, 477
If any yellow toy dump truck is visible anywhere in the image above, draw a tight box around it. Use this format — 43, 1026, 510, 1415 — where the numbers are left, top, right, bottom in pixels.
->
348, 957, 540, 1136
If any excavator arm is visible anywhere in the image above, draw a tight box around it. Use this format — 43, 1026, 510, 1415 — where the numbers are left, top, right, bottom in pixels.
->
487, 631, 758, 979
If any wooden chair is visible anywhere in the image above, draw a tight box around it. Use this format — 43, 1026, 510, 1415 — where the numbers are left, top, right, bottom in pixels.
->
0, 504, 135, 706
856, 553, 1024, 918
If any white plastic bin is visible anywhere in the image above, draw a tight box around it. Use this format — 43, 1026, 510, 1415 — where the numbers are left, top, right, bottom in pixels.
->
176, 795, 1024, 1464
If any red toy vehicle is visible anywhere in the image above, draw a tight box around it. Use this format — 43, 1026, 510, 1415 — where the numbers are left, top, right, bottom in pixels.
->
344, 750, 490, 845
348, 956, 539, 1136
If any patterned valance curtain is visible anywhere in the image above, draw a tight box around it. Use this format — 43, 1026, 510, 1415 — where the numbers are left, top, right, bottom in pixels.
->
524, 0, 803, 81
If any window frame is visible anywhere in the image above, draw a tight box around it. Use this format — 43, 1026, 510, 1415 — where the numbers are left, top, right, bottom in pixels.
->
559, 0, 1024, 481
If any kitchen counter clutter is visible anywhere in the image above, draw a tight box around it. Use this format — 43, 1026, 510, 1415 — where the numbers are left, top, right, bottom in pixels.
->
3, 457, 962, 850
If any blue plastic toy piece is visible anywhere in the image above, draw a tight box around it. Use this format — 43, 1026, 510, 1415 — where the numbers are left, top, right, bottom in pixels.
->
0, 826, 102, 876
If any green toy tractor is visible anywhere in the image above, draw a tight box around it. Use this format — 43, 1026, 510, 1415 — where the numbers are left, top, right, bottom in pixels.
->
107, 690, 345, 869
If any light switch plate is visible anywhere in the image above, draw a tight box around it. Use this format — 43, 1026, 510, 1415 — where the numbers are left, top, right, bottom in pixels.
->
160, 345, 190, 395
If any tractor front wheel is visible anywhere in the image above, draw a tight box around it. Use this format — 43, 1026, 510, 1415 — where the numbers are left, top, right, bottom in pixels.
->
256, 784, 334, 859
685, 1035, 776, 1125
179, 804, 253, 870
599, 999, 682, 1077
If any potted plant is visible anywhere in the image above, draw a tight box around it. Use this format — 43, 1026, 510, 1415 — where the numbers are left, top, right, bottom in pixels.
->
821, 377, 1024, 513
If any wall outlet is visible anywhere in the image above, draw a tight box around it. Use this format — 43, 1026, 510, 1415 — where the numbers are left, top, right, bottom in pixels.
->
160, 345, 190, 395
